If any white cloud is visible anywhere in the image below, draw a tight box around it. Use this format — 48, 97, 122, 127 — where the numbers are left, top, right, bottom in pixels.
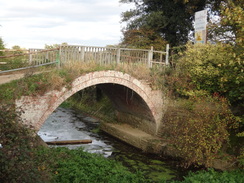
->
0, 0, 132, 48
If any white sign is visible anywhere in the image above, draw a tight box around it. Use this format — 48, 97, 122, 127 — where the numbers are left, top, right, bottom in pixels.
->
195, 10, 207, 44
195, 9, 207, 31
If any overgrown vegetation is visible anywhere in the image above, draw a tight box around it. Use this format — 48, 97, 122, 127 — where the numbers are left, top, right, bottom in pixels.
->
0, 48, 31, 71
0, 42, 243, 182
0, 104, 52, 182
0, 104, 149, 183
1, 104, 243, 183
171, 43, 243, 104
1, 0, 243, 180
38, 147, 147, 183
161, 96, 239, 168
171, 168, 244, 183
160, 42, 243, 169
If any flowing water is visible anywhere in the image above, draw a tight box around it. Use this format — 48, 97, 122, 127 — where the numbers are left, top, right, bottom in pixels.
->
38, 107, 185, 182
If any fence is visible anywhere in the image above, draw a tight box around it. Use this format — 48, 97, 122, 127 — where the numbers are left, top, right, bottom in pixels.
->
0, 44, 169, 74
0, 48, 60, 74
59, 44, 169, 67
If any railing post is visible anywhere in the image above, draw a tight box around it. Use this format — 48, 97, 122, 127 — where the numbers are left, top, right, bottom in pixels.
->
29, 49, 32, 64
151, 46, 153, 68
116, 48, 120, 64
45, 51, 48, 64
81, 46, 85, 62
57, 46, 62, 68
165, 44, 169, 65
147, 46, 153, 68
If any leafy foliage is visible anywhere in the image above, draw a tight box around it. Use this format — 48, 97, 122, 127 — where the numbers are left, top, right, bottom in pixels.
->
170, 168, 244, 183
0, 37, 5, 55
120, 28, 167, 50
220, 0, 244, 47
208, 0, 244, 46
120, 0, 224, 46
172, 43, 243, 104
0, 104, 52, 183
163, 42, 243, 168
37, 147, 147, 183
161, 96, 239, 167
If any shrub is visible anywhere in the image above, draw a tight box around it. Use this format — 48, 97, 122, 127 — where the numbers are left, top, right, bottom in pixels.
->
161, 95, 239, 168
172, 43, 243, 104
0, 104, 52, 183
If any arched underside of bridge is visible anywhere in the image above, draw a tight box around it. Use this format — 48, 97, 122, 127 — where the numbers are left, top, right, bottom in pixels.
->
16, 70, 165, 135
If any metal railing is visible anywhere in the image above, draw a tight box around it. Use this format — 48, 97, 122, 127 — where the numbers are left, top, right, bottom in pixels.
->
0, 48, 60, 74
59, 44, 169, 67
0, 44, 169, 74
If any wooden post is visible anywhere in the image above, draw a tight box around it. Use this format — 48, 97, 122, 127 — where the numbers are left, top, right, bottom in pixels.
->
165, 44, 169, 65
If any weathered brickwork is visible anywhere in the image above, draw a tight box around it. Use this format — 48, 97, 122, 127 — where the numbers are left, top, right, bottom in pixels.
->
16, 70, 166, 134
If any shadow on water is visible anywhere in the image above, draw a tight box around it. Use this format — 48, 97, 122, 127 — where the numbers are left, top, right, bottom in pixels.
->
38, 107, 186, 182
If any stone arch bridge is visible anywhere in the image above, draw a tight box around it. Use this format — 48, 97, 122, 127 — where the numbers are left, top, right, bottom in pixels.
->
1, 44, 170, 152
16, 70, 166, 136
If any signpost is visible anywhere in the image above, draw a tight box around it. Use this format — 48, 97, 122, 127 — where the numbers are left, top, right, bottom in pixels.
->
194, 10, 207, 44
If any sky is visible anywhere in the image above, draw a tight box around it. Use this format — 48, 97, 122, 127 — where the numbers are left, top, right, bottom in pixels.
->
0, 0, 133, 49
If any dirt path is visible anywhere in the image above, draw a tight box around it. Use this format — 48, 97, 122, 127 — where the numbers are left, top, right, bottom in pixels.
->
0, 73, 27, 85
0, 69, 50, 85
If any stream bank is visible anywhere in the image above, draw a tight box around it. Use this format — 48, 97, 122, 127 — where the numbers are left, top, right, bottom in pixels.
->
38, 107, 186, 182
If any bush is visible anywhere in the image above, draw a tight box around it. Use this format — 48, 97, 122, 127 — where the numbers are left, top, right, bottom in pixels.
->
0, 104, 52, 183
172, 43, 243, 104
161, 95, 239, 168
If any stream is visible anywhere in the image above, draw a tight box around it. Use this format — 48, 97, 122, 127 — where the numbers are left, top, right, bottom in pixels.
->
38, 107, 185, 182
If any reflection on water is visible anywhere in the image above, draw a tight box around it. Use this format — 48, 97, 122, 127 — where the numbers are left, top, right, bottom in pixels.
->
38, 107, 184, 182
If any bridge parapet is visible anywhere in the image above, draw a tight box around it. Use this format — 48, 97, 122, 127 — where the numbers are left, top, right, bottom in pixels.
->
0, 44, 169, 74
59, 45, 169, 67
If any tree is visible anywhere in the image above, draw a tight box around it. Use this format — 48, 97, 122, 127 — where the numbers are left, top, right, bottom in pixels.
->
120, 0, 224, 46
0, 37, 5, 56
120, 28, 167, 50
208, 0, 244, 46
45, 42, 68, 49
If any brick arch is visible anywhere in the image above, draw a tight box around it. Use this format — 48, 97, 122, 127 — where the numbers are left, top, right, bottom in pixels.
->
16, 70, 164, 134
